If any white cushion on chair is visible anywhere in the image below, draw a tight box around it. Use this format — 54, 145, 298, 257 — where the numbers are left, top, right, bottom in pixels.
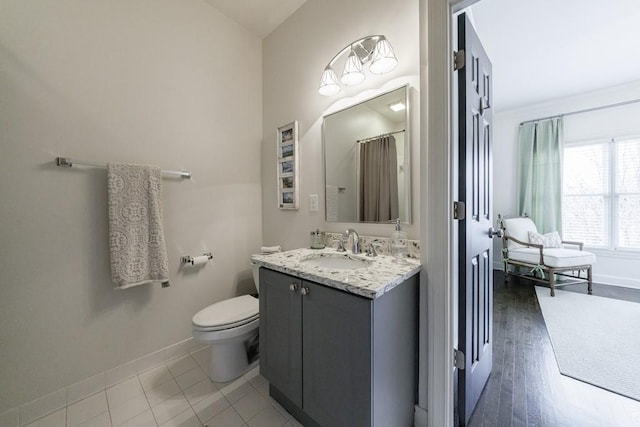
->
509, 248, 596, 268
503, 217, 538, 249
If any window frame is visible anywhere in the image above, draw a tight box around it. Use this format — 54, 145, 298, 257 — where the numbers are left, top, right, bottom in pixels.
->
562, 135, 640, 253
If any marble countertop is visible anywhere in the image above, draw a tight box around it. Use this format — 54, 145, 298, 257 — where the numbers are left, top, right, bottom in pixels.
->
251, 248, 421, 299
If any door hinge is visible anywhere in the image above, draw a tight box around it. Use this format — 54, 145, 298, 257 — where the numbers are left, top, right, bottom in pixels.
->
453, 50, 465, 71
454, 349, 465, 370
453, 201, 466, 220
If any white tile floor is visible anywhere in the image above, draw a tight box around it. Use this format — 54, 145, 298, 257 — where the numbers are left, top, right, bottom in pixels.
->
25, 349, 303, 427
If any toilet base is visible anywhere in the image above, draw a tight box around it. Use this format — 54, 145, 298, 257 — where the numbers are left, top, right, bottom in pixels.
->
207, 330, 259, 382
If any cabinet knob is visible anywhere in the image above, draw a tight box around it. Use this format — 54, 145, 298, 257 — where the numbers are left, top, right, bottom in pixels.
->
300, 286, 310, 296
289, 283, 298, 292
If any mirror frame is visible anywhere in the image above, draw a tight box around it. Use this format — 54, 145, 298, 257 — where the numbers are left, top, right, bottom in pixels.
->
322, 84, 411, 224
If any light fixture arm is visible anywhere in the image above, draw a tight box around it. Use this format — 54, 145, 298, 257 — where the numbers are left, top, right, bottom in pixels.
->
324, 35, 386, 68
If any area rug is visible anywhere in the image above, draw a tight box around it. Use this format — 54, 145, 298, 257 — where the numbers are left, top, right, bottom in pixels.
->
535, 286, 640, 402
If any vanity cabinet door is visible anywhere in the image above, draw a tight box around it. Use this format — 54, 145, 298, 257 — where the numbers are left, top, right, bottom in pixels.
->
259, 268, 303, 407
302, 281, 372, 427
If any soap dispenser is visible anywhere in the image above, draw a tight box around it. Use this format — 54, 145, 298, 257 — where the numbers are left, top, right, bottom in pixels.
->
390, 218, 408, 260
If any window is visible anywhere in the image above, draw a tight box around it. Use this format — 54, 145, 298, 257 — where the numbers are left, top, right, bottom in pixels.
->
562, 138, 640, 250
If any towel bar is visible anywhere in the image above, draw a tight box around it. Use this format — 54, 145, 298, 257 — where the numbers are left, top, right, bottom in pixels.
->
55, 157, 191, 179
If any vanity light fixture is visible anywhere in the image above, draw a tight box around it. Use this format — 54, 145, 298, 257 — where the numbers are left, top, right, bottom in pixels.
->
341, 47, 366, 86
318, 35, 398, 96
388, 101, 406, 112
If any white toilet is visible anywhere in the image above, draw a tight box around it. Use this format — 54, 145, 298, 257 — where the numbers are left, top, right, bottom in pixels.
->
192, 264, 260, 382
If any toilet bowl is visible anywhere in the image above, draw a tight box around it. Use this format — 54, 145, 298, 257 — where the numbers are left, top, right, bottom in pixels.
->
192, 263, 260, 382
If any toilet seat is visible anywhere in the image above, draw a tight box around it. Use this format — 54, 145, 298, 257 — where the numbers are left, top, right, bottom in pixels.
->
192, 295, 259, 331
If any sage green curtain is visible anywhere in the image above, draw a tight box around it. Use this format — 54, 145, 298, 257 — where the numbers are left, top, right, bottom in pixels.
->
518, 117, 563, 233
359, 136, 399, 221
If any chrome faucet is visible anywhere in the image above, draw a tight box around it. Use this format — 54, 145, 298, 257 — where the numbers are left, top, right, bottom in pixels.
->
343, 229, 361, 254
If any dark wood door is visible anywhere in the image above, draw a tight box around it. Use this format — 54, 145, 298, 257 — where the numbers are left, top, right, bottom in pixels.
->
456, 12, 494, 426
259, 268, 303, 407
302, 281, 372, 427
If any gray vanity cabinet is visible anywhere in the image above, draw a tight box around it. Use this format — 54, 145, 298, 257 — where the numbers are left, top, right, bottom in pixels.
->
258, 269, 303, 407
259, 267, 417, 427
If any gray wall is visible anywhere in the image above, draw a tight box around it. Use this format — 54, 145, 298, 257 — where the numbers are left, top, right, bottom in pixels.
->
261, 0, 420, 248
0, 0, 263, 410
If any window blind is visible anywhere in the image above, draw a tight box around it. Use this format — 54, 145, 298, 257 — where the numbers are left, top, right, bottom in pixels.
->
562, 139, 640, 249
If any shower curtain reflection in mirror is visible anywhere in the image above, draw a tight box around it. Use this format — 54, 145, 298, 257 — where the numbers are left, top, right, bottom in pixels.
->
358, 136, 399, 221
323, 85, 410, 223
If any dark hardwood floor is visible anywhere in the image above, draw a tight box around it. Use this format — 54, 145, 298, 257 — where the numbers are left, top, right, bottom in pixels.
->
467, 272, 640, 427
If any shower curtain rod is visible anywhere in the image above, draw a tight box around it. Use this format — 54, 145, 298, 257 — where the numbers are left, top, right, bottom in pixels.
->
519, 98, 640, 125
55, 157, 192, 179
357, 129, 405, 143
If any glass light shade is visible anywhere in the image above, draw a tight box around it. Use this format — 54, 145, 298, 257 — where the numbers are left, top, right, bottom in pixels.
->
341, 50, 365, 86
369, 38, 398, 75
318, 66, 341, 96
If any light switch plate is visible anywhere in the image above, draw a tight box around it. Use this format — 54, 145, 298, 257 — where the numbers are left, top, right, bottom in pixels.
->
309, 194, 319, 212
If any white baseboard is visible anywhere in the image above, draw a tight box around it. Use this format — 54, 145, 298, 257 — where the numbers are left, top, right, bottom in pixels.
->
2, 337, 205, 427
414, 404, 428, 427
592, 274, 640, 290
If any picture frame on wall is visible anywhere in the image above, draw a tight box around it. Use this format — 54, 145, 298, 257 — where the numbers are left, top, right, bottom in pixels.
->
277, 121, 299, 209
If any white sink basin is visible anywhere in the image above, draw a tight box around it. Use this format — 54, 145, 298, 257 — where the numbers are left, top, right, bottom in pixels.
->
300, 253, 372, 270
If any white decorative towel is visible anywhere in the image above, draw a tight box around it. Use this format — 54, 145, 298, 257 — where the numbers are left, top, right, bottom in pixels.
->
261, 246, 281, 254
107, 163, 169, 289
326, 185, 338, 221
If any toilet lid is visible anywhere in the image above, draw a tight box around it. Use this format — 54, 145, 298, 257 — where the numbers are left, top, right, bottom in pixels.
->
192, 295, 259, 329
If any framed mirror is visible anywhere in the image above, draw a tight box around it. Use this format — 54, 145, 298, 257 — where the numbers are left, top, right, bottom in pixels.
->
323, 85, 410, 223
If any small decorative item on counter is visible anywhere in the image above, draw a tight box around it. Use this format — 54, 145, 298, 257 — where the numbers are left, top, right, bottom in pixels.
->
390, 218, 408, 260
310, 229, 326, 249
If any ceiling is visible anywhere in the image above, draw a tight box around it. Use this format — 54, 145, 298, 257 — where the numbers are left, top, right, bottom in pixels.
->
203, 0, 640, 111
470, 0, 640, 112
203, 0, 306, 39
367, 87, 407, 124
